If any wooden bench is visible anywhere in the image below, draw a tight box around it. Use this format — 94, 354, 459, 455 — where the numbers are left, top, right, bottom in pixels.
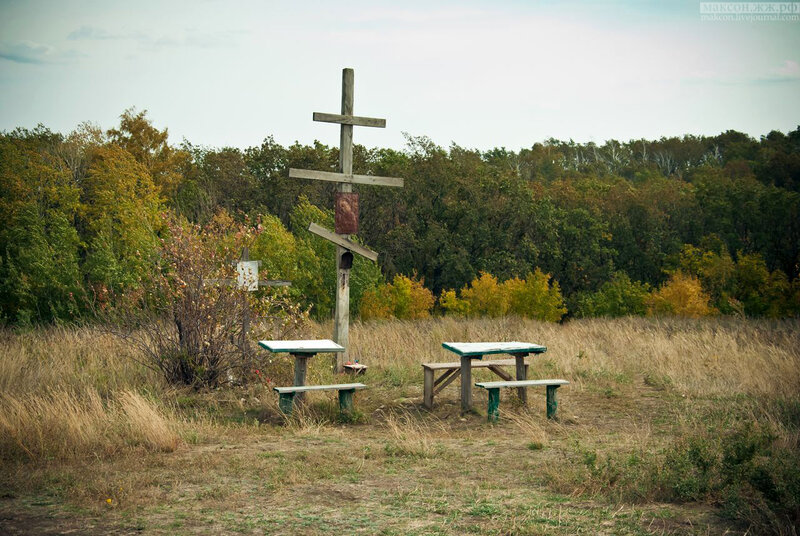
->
475, 379, 569, 421
422, 358, 529, 409
274, 383, 366, 416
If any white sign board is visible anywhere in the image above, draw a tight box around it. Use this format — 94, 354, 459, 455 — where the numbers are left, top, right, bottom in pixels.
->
236, 261, 259, 291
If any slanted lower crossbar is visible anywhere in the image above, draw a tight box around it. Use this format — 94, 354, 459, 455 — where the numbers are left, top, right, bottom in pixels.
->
475, 379, 569, 422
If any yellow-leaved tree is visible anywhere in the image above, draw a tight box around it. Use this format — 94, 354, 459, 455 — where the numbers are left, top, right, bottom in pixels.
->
460, 272, 508, 317
503, 269, 567, 322
439, 270, 566, 321
360, 274, 434, 321
646, 272, 716, 317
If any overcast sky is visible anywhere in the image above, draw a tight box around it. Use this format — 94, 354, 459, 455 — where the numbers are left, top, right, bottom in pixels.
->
1, 0, 798, 151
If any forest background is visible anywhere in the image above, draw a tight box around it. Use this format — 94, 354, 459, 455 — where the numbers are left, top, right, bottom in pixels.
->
2, 109, 799, 326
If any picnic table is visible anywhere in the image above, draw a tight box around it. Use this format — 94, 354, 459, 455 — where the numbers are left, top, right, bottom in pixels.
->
258, 339, 345, 401
441, 341, 547, 411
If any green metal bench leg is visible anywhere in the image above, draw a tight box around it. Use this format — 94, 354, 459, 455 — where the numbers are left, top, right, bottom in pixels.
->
546, 385, 559, 419
487, 388, 500, 422
278, 392, 296, 415
339, 389, 354, 415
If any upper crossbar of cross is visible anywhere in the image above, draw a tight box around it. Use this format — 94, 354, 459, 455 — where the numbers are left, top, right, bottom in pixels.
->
288, 68, 404, 190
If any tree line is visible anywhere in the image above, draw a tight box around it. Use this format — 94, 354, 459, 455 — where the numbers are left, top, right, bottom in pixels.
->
1, 109, 798, 325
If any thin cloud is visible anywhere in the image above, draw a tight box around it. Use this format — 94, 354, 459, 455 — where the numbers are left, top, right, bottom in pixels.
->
67, 25, 148, 42
683, 60, 800, 86
760, 59, 800, 82
0, 40, 84, 64
184, 29, 242, 49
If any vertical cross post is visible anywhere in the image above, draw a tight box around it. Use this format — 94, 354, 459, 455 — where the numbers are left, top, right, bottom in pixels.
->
334, 68, 354, 373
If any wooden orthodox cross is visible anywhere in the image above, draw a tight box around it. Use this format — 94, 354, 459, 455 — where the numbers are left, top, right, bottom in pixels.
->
289, 68, 404, 372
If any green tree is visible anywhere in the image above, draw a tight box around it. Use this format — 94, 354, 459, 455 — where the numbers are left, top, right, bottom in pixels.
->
80, 145, 162, 297
0, 130, 84, 323
503, 269, 567, 321
360, 274, 434, 320
107, 108, 189, 199
575, 272, 650, 318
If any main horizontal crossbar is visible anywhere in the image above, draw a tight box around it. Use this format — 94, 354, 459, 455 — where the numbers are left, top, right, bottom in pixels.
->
313, 112, 386, 128
289, 168, 404, 188
203, 278, 292, 287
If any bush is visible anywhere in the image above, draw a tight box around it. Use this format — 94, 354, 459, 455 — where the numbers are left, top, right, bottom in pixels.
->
460, 272, 507, 317
659, 423, 800, 533
647, 272, 716, 317
503, 269, 567, 322
113, 211, 305, 388
575, 272, 650, 318
439, 270, 566, 321
360, 274, 434, 321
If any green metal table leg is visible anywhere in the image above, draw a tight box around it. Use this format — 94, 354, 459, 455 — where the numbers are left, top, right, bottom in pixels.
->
487, 388, 500, 422
546, 385, 559, 419
279, 393, 295, 416
339, 389, 354, 415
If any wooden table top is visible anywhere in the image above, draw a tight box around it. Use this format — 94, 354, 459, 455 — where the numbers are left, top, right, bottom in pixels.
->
258, 339, 345, 354
441, 341, 547, 357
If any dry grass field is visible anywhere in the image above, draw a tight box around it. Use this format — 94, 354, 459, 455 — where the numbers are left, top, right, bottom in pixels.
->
1, 317, 798, 535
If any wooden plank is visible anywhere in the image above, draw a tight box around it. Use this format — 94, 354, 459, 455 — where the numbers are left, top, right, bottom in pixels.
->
423, 367, 434, 409
334, 246, 350, 373
293, 355, 308, 403
333, 67, 355, 374
515, 355, 528, 405
546, 385, 559, 419
259, 280, 292, 287
307, 223, 379, 262
274, 383, 367, 394
204, 278, 292, 287
289, 168, 404, 188
461, 355, 475, 411
421, 358, 522, 371
433, 368, 461, 396
442, 341, 547, 357
313, 112, 386, 128
339, 68, 354, 178
432, 368, 457, 387
487, 365, 513, 382
257, 339, 344, 354
475, 379, 569, 389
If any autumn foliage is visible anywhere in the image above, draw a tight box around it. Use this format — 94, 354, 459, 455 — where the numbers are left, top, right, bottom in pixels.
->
646, 272, 715, 318
360, 274, 435, 321
439, 270, 567, 322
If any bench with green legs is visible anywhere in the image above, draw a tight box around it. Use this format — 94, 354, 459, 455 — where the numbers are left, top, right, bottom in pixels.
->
273, 383, 366, 416
475, 379, 569, 422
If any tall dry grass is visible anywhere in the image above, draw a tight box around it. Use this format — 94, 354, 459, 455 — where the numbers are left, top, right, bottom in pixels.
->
0, 326, 159, 396
1, 317, 797, 465
0, 389, 179, 461
0, 327, 177, 463
348, 316, 800, 399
